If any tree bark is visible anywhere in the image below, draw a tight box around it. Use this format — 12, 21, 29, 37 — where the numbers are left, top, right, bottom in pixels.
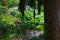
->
45, 0, 60, 40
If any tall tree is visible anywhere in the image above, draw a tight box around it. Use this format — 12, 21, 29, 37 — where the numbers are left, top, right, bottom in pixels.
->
18, 0, 26, 16
38, 0, 44, 14
18, 0, 44, 18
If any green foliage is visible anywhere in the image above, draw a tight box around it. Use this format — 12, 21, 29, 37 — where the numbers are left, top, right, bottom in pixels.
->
0, 14, 16, 25
0, 0, 45, 40
0, 5, 7, 9
8, 0, 19, 8
0, 14, 25, 39
0, 5, 8, 13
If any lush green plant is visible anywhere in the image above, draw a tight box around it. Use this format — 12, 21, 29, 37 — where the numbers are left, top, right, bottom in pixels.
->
0, 14, 26, 39
8, 0, 19, 8
0, 0, 44, 40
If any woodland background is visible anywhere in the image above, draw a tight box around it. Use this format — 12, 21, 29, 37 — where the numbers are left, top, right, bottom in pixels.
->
0, 0, 45, 40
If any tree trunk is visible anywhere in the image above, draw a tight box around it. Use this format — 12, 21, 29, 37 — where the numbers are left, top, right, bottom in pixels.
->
45, 0, 60, 40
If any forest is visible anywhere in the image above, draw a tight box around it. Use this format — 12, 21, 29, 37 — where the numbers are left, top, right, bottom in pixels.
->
0, 0, 46, 40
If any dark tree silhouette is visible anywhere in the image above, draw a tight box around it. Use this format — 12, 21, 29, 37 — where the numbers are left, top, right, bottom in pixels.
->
18, 0, 44, 18
18, 0, 26, 16
38, 0, 44, 14
28, 0, 36, 18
